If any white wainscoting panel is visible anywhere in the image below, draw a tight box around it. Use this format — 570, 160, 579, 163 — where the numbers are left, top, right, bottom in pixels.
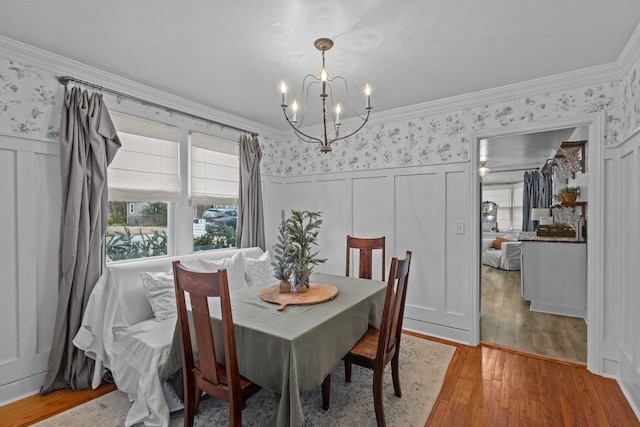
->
0, 134, 60, 405
284, 180, 316, 213
316, 179, 350, 276
351, 175, 393, 279
278, 162, 473, 343
0, 147, 18, 365
608, 128, 640, 419
261, 176, 285, 251
394, 172, 443, 311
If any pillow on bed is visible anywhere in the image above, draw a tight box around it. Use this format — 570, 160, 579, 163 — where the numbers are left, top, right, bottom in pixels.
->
140, 272, 176, 321
245, 251, 273, 287
197, 251, 248, 291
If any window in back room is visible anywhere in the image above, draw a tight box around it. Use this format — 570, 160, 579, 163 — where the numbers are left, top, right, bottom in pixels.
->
482, 183, 524, 233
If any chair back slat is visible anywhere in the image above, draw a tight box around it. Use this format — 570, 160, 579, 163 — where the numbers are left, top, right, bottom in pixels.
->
346, 235, 386, 280
377, 251, 412, 362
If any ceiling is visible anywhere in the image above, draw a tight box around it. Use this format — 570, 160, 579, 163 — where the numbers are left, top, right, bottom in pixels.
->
1, 1, 640, 134
0, 2, 637, 176
479, 127, 577, 184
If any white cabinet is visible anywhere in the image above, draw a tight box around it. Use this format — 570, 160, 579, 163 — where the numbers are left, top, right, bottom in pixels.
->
520, 241, 587, 318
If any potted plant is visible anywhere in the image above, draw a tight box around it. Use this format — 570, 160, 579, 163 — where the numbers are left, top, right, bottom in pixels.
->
284, 210, 326, 292
271, 211, 294, 293
557, 186, 580, 203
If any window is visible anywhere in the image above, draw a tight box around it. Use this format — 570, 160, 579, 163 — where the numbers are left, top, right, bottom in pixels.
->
107, 114, 178, 261
190, 132, 239, 252
482, 183, 524, 232
105, 115, 242, 261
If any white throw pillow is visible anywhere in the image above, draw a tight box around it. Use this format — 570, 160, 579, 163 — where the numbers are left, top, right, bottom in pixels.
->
245, 251, 274, 287
197, 251, 248, 291
140, 272, 176, 321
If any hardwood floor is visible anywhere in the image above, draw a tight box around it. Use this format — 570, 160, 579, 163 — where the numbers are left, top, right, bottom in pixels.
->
0, 382, 116, 427
426, 338, 639, 426
2, 336, 638, 426
481, 265, 587, 363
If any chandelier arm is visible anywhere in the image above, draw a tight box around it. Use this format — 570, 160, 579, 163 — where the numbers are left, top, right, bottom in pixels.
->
330, 75, 368, 121
328, 109, 371, 145
281, 109, 322, 144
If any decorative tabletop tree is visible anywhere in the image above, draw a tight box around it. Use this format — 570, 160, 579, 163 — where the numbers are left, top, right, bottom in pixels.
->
283, 210, 326, 293
272, 210, 295, 293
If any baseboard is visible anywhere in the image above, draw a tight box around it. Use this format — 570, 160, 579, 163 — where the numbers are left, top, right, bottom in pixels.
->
0, 372, 45, 406
529, 302, 586, 319
402, 318, 471, 346
618, 377, 640, 422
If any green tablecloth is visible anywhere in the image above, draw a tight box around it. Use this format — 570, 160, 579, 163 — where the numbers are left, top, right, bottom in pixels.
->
164, 272, 386, 427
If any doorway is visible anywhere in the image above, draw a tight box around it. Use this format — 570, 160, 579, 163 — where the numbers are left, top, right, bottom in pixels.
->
470, 113, 606, 374
479, 127, 588, 363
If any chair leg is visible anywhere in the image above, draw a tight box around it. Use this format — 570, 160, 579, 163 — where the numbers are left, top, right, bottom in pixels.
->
183, 379, 196, 427
193, 386, 202, 413
372, 368, 386, 427
391, 351, 402, 398
322, 374, 331, 410
229, 402, 243, 427
345, 360, 352, 383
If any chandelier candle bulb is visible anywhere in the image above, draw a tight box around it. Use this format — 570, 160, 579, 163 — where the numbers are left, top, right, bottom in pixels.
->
292, 100, 298, 123
335, 103, 341, 125
280, 81, 287, 106
321, 68, 328, 96
365, 84, 371, 109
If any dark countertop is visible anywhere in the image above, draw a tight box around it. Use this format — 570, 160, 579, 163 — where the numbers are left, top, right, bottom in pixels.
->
517, 231, 586, 244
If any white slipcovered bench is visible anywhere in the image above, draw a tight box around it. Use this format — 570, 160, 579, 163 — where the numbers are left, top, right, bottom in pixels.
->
73, 246, 270, 426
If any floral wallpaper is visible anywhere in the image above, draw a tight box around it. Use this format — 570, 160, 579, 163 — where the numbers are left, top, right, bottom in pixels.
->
1, 55, 638, 178
260, 82, 623, 177
620, 52, 640, 138
0, 57, 62, 141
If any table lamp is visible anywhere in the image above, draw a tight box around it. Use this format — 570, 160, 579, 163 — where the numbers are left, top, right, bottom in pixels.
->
531, 208, 551, 232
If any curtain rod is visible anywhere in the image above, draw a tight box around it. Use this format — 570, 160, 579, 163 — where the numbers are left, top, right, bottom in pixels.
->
56, 76, 258, 137
491, 166, 540, 173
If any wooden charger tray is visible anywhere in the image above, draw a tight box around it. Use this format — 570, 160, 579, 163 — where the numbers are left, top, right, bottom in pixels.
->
259, 282, 338, 311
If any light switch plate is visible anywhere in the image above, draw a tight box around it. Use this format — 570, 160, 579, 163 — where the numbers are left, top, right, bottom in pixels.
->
456, 221, 465, 234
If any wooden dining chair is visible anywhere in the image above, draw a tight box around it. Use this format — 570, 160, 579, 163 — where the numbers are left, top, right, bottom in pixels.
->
324, 251, 412, 426
172, 261, 261, 427
346, 235, 386, 280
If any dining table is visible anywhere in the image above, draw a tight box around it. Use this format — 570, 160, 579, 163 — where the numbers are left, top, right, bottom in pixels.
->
163, 272, 387, 427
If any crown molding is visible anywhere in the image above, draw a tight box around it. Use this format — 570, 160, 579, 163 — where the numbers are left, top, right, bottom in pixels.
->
0, 35, 280, 139
617, 21, 640, 76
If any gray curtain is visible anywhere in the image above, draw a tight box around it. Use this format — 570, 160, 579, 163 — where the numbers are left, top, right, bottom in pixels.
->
522, 171, 537, 231
539, 162, 553, 208
41, 87, 121, 394
236, 134, 265, 250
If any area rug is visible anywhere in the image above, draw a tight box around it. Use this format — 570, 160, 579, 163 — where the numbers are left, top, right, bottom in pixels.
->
34, 335, 455, 427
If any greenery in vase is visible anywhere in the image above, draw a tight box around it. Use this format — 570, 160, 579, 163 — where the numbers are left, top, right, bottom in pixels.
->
271, 210, 295, 283
558, 186, 580, 196
284, 210, 326, 288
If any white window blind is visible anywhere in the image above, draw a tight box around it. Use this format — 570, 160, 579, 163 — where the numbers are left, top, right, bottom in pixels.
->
483, 183, 524, 232
109, 114, 179, 202
189, 132, 239, 205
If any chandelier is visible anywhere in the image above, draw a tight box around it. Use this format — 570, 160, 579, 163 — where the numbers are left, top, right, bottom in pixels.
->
280, 38, 372, 153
